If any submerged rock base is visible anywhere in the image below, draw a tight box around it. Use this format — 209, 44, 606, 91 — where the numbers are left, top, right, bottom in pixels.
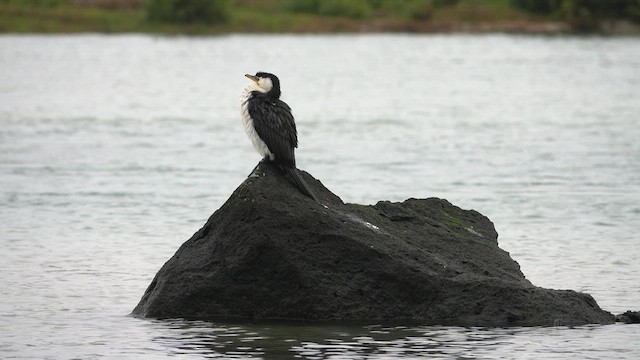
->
133, 162, 614, 326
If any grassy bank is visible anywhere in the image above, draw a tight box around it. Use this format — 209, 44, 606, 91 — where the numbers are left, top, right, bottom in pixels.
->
0, 0, 638, 34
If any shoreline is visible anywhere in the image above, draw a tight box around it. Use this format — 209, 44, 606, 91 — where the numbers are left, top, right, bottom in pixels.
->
3, 23, 640, 36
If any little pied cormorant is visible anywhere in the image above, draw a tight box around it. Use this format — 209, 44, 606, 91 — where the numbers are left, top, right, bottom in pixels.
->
240, 72, 317, 201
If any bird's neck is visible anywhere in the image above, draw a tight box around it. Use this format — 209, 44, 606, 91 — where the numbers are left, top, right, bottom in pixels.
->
245, 82, 264, 94
244, 83, 280, 99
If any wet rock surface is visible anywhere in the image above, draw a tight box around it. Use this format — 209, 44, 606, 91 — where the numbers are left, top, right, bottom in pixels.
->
133, 162, 615, 326
615, 311, 640, 324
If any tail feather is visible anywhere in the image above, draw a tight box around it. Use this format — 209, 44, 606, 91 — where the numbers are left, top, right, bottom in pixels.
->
281, 165, 318, 202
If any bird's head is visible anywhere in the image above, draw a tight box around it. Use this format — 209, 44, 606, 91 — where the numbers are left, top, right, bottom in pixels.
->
245, 72, 281, 98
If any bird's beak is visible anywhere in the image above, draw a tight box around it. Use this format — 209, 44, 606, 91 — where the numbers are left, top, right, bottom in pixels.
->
245, 74, 259, 83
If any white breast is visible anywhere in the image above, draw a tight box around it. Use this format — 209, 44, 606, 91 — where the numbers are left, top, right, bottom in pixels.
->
240, 87, 274, 160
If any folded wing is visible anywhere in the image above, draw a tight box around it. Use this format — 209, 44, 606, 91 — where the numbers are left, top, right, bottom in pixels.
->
248, 94, 298, 166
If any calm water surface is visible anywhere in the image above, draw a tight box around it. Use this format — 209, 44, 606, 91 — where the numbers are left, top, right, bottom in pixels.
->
1, 34, 639, 359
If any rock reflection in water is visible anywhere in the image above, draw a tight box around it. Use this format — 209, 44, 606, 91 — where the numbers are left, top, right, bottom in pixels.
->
146, 319, 617, 359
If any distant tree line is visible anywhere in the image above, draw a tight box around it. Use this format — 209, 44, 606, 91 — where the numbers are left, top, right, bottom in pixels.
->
511, 0, 640, 30
142, 0, 640, 30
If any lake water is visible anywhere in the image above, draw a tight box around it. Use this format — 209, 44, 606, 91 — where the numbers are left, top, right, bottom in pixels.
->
1, 34, 639, 359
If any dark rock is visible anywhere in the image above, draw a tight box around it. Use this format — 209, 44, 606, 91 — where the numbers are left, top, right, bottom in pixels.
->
615, 311, 640, 323
132, 162, 615, 326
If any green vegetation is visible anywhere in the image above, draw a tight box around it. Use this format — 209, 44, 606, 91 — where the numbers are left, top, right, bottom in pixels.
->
0, 0, 637, 34
288, 0, 372, 19
511, 0, 640, 30
146, 0, 231, 25
287, 0, 463, 21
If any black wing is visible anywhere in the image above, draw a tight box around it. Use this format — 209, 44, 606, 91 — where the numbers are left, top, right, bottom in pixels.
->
248, 94, 298, 166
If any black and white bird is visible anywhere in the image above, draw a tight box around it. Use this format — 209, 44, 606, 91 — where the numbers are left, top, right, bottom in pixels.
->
240, 72, 317, 201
